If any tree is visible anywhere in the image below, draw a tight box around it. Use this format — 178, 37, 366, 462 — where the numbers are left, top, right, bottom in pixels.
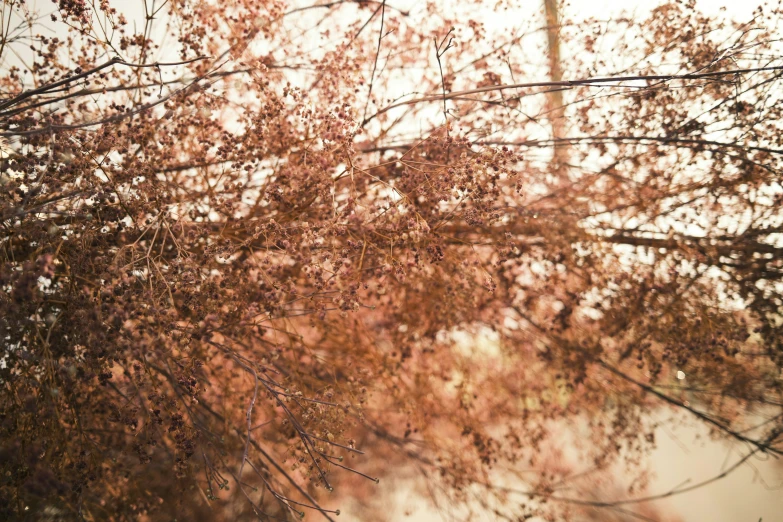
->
1, 0, 782, 520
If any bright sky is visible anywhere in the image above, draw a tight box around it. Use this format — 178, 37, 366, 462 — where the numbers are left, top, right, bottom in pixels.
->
570, 0, 765, 16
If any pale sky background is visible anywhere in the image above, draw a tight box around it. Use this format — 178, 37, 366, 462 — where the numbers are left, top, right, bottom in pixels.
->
569, 0, 768, 17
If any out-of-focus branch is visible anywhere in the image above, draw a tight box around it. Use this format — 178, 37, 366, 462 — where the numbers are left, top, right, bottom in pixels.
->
599, 360, 783, 456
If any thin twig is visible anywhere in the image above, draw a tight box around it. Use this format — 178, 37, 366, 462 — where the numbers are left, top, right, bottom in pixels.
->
361, 0, 386, 125
365, 64, 783, 123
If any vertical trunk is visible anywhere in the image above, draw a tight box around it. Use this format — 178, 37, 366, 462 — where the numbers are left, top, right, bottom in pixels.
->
544, 0, 567, 184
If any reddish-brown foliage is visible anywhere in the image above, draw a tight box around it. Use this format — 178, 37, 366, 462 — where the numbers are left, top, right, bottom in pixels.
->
1, 0, 782, 520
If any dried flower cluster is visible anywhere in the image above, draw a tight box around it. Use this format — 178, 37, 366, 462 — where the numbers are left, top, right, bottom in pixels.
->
1, 0, 782, 520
